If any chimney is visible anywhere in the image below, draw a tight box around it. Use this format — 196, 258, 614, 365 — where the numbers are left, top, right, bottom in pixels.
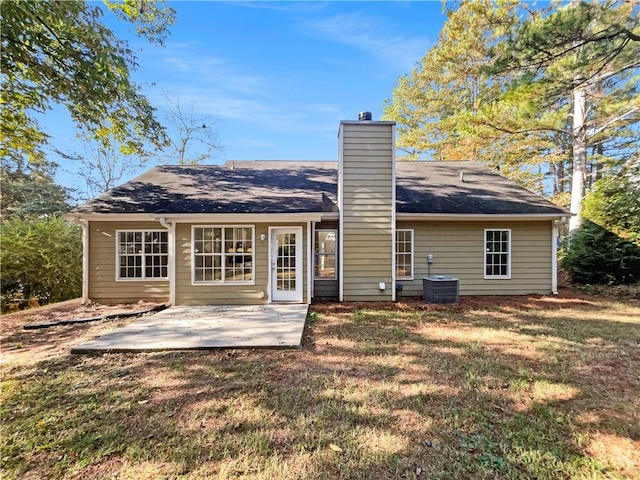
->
338, 112, 396, 301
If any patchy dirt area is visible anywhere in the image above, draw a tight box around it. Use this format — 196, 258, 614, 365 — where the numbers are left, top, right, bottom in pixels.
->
1, 290, 639, 479
312, 287, 634, 316
0, 299, 164, 366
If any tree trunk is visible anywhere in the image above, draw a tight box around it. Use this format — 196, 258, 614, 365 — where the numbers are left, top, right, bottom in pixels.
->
569, 85, 587, 233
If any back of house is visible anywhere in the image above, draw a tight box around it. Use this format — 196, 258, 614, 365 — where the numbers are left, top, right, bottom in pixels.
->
68, 112, 569, 305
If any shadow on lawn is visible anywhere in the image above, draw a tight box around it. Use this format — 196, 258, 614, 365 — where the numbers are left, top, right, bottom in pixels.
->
2, 298, 639, 479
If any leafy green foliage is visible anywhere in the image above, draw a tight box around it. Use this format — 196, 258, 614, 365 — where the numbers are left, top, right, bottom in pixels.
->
384, 0, 639, 208
0, 163, 71, 219
0, 0, 175, 165
583, 159, 640, 245
0, 216, 82, 307
562, 219, 640, 285
488, 1, 640, 93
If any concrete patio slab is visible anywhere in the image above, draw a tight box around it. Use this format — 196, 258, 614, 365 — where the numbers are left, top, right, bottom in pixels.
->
71, 304, 309, 353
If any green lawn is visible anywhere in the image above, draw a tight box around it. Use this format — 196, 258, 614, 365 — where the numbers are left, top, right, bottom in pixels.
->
1, 292, 639, 479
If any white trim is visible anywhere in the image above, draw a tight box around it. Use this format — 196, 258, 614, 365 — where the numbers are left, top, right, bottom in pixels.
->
190, 225, 256, 286
307, 221, 312, 305
69, 212, 568, 223
552, 220, 559, 294
115, 229, 169, 282
269, 226, 304, 302
483, 229, 512, 279
68, 213, 323, 223
314, 229, 338, 280
398, 213, 570, 221
395, 229, 414, 281
338, 123, 345, 302
391, 123, 397, 301
158, 218, 176, 305
80, 220, 90, 304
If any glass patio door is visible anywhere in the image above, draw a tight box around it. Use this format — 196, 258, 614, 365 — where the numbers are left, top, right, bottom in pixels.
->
270, 227, 302, 302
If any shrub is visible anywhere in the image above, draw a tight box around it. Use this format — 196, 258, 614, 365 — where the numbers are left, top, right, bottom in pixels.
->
0, 216, 82, 309
562, 219, 640, 285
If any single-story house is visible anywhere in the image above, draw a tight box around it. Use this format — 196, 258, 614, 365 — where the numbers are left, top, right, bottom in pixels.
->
67, 114, 569, 305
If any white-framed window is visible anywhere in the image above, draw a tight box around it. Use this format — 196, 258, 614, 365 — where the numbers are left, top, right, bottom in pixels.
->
192, 226, 254, 284
116, 230, 168, 280
484, 229, 511, 279
395, 229, 414, 280
314, 229, 337, 279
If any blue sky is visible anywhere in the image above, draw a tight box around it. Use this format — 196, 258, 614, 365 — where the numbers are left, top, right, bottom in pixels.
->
46, 1, 448, 198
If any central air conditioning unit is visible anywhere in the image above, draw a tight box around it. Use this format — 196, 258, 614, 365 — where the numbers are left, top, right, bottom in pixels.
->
423, 276, 459, 303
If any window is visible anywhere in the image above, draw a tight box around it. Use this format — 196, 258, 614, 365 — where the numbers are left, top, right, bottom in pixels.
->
117, 230, 168, 280
315, 230, 336, 279
395, 229, 414, 280
485, 229, 511, 278
193, 226, 254, 284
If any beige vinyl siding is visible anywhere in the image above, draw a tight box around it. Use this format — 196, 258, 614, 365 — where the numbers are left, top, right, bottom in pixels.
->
340, 122, 394, 301
88, 221, 169, 304
396, 221, 553, 296
175, 222, 308, 305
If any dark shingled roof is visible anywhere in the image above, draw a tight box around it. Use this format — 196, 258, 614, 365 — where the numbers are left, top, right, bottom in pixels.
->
396, 162, 566, 215
71, 160, 567, 216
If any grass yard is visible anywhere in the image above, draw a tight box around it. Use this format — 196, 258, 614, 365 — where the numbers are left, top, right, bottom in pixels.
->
1, 291, 639, 479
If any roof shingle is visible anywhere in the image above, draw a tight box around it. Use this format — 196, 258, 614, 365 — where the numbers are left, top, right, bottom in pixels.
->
70, 160, 567, 216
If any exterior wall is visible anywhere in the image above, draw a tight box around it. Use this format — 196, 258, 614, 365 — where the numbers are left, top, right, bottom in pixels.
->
175, 222, 308, 305
313, 220, 338, 300
88, 221, 170, 304
396, 220, 553, 296
339, 121, 395, 301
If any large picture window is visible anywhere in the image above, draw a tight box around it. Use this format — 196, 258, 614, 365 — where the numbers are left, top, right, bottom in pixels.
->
117, 230, 168, 280
395, 229, 414, 280
193, 226, 254, 284
314, 230, 336, 279
485, 229, 511, 278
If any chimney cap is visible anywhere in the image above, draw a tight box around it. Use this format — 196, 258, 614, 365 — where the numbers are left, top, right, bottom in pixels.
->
358, 111, 372, 121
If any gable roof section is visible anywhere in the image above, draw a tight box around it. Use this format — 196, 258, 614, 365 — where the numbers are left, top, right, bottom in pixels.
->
70, 160, 567, 217
396, 161, 567, 215
71, 161, 339, 215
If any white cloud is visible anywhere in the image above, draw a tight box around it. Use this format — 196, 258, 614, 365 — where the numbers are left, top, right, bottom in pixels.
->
136, 42, 341, 136
302, 11, 430, 71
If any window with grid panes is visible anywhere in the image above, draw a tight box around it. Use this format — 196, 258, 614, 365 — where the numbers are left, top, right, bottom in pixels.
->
395, 229, 414, 280
484, 229, 511, 278
117, 231, 168, 280
193, 226, 254, 283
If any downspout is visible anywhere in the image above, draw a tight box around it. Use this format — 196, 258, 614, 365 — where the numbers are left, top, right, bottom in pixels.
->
310, 220, 315, 302
158, 217, 176, 306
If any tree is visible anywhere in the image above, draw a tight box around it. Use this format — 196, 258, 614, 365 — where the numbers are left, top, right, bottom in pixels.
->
384, 0, 639, 227
59, 95, 223, 201
56, 136, 148, 201
0, 157, 81, 307
382, 0, 562, 193
486, 0, 640, 230
582, 156, 640, 245
1, 216, 82, 308
0, 0, 175, 165
0, 161, 71, 220
160, 94, 223, 165
562, 219, 640, 285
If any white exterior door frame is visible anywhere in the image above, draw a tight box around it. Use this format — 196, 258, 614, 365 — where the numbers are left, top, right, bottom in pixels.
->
269, 227, 303, 303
